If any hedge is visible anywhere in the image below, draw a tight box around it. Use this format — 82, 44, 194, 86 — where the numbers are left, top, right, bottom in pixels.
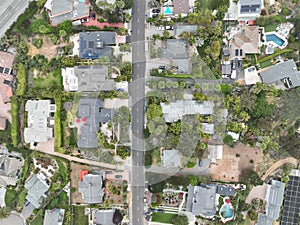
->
16, 63, 27, 96
54, 97, 62, 151
258, 49, 293, 63
10, 97, 19, 147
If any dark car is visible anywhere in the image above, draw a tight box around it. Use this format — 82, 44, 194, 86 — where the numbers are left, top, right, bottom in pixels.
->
232, 61, 237, 70
152, 8, 160, 13
165, 25, 174, 30
117, 88, 124, 92
91, 12, 96, 20
81, 18, 89, 23
152, 13, 159, 18
115, 175, 123, 179
159, 65, 166, 70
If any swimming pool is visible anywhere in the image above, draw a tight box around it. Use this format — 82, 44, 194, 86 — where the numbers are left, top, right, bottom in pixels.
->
266, 34, 284, 46
220, 204, 234, 218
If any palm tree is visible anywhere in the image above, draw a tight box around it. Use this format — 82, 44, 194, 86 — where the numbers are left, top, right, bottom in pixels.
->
0, 207, 11, 219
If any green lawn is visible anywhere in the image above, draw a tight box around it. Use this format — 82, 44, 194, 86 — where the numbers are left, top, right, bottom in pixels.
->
72, 206, 88, 225
5, 188, 17, 208
151, 212, 176, 224
259, 60, 273, 69
30, 213, 44, 225
264, 24, 277, 32
33, 68, 63, 90
17, 191, 27, 208
47, 191, 69, 209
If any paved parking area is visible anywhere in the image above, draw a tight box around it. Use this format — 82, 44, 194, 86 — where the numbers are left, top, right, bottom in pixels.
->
145, 24, 175, 38
0, 213, 25, 225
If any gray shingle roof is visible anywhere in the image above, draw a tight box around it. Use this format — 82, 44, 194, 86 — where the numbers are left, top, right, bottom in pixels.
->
160, 100, 214, 123
173, 0, 189, 14
175, 24, 198, 36
43, 208, 65, 225
79, 32, 116, 59
93, 209, 115, 225
25, 173, 50, 208
162, 39, 189, 59
257, 213, 273, 225
216, 185, 236, 197
75, 65, 114, 91
77, 99, 114, 149
78, 174, 104, 204
186, 184, 217, 217
162, 149, 181, 167
45, 0, 90, 25
259, 59, 300, 88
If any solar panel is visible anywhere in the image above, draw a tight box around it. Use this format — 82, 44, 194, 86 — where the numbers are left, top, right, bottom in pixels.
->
280, 175, 300, 225
240, 4, 260, 13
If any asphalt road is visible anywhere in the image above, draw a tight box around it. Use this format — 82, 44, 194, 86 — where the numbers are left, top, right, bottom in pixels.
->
0, 0, 30, 38
130, 0, 146, 224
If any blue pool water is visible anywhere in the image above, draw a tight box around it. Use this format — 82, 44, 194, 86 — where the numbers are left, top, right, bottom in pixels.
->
221, 205, 233, 218
266, 34, 284, 46
164, 6, 173, 14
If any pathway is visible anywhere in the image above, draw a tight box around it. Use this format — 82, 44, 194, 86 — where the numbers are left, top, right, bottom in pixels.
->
81, 19, 123, 29
261, 157, 298, 181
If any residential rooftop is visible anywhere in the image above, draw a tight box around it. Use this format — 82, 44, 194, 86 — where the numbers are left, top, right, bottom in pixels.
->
173, 0, 190, 15
24, 100, 56, 143
25, 173, 50, 208
44, 0, 90, 25
62, 65, 114, 92
77, 99, 114, 148
237, 0, 263, 20
43, 208, 65, 225
78, 173, 105, 204
162, 149, 181, 168
175, 24, 198, 36
79, 32, 116, 59
186, 184, 217, 217
0, 51, 14, 103
259, 59, 300, 89
207, 145, 223, 164
160, 100, 214, 123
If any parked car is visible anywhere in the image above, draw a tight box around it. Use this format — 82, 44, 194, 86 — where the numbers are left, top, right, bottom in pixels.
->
232, 61, 237, 70
91, 12, 96, 20
117, 88, 125, 92
222, 75, 230, 79
152, 8, 160, 13
231, 70, 237, 79
248, 67, 255, 72
159, 65, 166, 70
199, 159, 203, 167
115, 175, 123, 179
152, 13, 159, 18
81, 18, 89, 23
156, 26, 165, 31
165, 25, 174, 30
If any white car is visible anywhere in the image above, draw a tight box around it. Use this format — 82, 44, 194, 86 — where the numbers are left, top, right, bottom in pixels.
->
231, 70, 236, 79
156, 26, 165, 31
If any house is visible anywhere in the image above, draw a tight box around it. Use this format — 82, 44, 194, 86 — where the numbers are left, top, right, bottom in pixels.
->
79, 32, 116, 59
161, 39, 191, 74
44, 0, 90, 26
257, 180, 285, 225
229, 26, 260, 60
281, 169, 300, 225
259, 59, 300, 89
186, 184, 217, 218
0, 51, 14, 103
24, 100, 56, 143
216, 185, 236, 197
43, 208, 65, 225
237, 0, 264, 21
77, 99, 114, 149
25, 173, 50, 208
207, 145, 223, 164
0, 118, 6, 131
173, 0, 190, 16
78, 172, 105, 204
175, 24, 198, 36
91, 209, 123, 225
160, 100, 214, 123
61, 65, 115, 92
162, 149, 182, 168
0, 146, 24, 186
202, 123, 215, 135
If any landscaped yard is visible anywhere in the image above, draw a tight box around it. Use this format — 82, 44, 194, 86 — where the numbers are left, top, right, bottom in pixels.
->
17, 191, 27, 208
5, 188, 17, 208
259, 60, 273, 69
33, 68, 62, 89
151, 212, 176, 224
72, 206, 88, 225
30, 212, 44, 225
264, 24, 277, 32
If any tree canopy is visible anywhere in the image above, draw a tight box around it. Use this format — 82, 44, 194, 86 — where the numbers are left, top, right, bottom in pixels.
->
172, 215, 189, 225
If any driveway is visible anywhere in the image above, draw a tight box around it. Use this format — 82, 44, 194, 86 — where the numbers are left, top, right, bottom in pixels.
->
0, 212, 26, 225
21, 202, 34, 219
245, 183, 268, 204
145, 24, 175, 38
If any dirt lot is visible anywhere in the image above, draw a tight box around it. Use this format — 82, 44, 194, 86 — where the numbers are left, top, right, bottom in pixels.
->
70, 162, 104, 204
26, 36, 69, 60
210, 143, 263, 182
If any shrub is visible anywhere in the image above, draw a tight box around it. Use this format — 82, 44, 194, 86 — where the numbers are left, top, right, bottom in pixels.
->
223, 134, 234, 147
10, 97, 19, 147
16, 63, 27, 96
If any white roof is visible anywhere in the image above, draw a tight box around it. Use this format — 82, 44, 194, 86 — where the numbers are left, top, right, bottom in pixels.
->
244, 66, 261, 85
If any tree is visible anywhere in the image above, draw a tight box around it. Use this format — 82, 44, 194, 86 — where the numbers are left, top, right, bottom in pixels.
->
146, 103, 162, 120
61, 56, 76, 67
59, 29, 67, 38
0, 207, 10, 219
240, 169, 263, 186
120, 62, 132, 82
189, 175, 199, 186
223, 134, 234, 147
172, 215, 189, 225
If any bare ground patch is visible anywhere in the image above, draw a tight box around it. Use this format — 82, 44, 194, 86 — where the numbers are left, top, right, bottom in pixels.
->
210, 143, 263, 182
26, 36, 69, 60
